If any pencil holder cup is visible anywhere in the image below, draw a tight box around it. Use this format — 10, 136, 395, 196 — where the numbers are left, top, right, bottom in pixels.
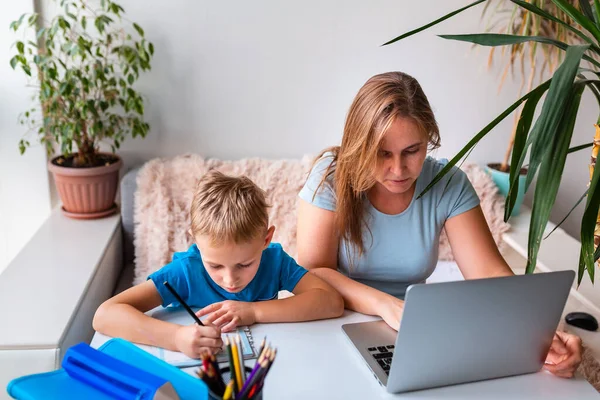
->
207, 366, 263, 400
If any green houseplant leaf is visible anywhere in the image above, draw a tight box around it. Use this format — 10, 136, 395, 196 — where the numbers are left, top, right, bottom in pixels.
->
9, 0, 154, 167
418, 78, 551, 198
381, 0, 486, 46
527, 81, 585, 274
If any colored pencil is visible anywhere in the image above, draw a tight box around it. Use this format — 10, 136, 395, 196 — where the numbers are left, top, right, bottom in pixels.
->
223, 380, 234, 400
257, 336, 266, 359
237, 358, 268, 399
237, 334, 247, 383
224, 336, 238, 394
231, 335, 243, 392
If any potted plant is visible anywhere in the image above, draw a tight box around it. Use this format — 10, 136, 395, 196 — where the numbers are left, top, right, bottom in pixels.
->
384, 0, 600, 285
9, 0, 153, 219
481, 1, 586, 215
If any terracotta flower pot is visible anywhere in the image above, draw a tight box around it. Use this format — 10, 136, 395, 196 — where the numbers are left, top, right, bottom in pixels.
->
48, 153, 122, 219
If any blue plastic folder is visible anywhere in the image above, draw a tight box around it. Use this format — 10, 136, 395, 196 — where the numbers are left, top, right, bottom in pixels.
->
7, 339, 207, 400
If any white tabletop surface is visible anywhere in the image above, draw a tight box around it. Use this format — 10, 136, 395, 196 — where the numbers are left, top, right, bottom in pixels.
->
0, 208, 120, 348
91, 310, 600, 399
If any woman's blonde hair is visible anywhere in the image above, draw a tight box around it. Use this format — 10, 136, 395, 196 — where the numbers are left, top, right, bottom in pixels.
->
314, 72, 440, 264
190, 170, 269, 245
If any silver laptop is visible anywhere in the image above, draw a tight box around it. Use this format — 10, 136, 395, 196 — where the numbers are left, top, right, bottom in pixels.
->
342, 270, 575, 393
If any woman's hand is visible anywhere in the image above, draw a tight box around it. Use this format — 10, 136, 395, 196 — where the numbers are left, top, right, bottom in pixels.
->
379, 296, 405, 331
174, 323, 222, 358
543, 331, 583, 378
196, 301, 257, 332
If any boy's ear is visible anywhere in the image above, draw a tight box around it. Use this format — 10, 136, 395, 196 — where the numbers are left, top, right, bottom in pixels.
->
263, 226, 275, 248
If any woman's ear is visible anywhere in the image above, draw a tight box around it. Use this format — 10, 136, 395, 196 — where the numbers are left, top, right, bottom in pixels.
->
263, 226, 276, 248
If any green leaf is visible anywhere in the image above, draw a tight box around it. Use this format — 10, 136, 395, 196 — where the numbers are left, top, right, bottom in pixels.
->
511, 0, 600, 53
11, 13, 25, 31
527, 83, 585, 275
439, 34, 600, 69
36, 27, 46, 39
595, 0, 600, 28
133, 22, 144, 37
58, 17, 70, 30
418, 78, 552, 198
82, 16, 87, 30
552, 0, 600, 43
579, 0, 596, 24
9, 56, 18, 69
127, 74, 134, 84
16, 41, 24, 54
504, 83, 547, 221
568, 142, 593, 153
22, 64, 31, 76
544, 189, 588, 240
148, 42, 154, 56
382, 0, 486, 46
579, 149, 600, 284
28, 14, 38, 26
525, 45, 589, 192
95, 16, 104, 33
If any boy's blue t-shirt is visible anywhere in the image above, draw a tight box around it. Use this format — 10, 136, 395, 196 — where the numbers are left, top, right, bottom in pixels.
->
148, 243, 308, 308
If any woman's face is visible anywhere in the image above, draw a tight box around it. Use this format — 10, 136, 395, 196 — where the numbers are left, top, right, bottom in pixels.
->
373, 117, 428, 195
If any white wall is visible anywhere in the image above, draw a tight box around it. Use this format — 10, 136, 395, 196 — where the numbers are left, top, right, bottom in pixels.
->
95, 0, 594, 238
0, 0, 51, 274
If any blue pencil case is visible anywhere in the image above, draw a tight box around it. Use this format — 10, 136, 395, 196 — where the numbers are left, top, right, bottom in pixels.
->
7, 339, 207, 400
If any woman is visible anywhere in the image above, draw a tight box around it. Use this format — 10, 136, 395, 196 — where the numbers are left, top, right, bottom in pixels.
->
297, 71, 582, 378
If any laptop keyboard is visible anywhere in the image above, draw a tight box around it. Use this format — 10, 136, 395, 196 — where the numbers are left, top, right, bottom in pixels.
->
368, 345, 395, 375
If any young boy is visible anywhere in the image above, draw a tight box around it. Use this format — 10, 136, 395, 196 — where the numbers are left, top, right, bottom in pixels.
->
93, 170, 344, 359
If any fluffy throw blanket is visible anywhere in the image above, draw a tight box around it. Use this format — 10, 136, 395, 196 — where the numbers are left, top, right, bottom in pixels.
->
133, 154, 508, 283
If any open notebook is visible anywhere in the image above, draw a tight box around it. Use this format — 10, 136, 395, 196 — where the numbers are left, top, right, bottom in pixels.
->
143, 306, 258, 368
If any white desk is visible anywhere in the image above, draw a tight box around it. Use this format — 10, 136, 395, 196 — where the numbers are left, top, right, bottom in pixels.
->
91, 310, 599, 399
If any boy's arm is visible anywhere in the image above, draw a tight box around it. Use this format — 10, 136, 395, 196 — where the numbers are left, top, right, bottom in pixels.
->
93, 280, 222, 356
252, 273, 344, 323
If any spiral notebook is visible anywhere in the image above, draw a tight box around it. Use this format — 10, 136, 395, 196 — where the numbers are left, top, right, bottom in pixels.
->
144, 306, 258, 368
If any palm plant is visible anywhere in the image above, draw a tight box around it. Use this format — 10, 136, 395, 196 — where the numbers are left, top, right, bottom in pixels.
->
482, 0, 586, 172
383, 0, 600, 285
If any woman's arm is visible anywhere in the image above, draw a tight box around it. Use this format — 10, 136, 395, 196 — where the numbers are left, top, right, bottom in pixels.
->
444, 205, 583, 378
93, 280, 222, 357
444, 206, 514, 279
297, 199, 404, 330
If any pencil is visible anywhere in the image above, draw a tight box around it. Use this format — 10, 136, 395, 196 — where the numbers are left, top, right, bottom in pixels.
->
237, 334, 247, 383
224, 336, 238, 394
257, 336, 266, 359
238, 350, 266, 395
237, 358, 268, 399
231, 335, 243, 392
223, 380, 234, 400
163, 281, 204, 326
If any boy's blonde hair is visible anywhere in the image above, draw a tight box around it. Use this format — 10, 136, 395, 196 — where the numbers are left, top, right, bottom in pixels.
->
190, 170, 270, 245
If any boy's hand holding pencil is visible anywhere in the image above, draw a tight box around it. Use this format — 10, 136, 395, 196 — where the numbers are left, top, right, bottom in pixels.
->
163, 281, 223, 358
196, 300, 257, 333
174, 323, 223, 359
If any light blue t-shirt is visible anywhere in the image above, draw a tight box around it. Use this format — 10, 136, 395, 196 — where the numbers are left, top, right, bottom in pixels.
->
148, 243, 308, 308
298, 153, 480, 299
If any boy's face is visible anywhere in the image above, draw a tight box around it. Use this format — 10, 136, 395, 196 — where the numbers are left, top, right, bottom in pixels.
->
195, 226, 275, 293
